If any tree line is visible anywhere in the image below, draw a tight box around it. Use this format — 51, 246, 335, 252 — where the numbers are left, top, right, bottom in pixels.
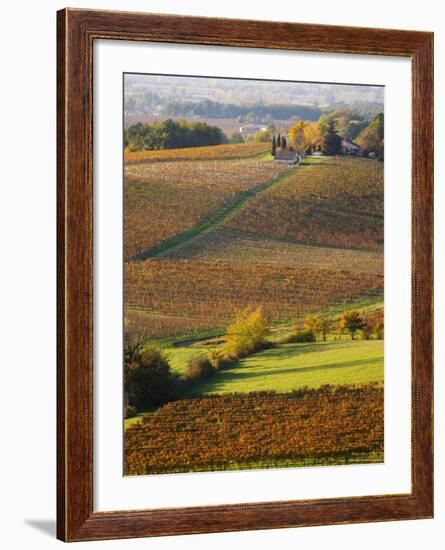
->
125, 119, 227, 152
270, 112, 384, 157
163, 99, 324, 122
125, 111, 383, 156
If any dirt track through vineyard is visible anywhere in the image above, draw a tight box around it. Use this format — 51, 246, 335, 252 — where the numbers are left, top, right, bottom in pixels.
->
132, 167, 297, 260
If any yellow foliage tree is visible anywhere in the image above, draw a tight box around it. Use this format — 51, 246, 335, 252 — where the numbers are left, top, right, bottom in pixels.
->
304, 122, 322, 149
222, 307, 270, 360
304, 315, 321, 336
304, 315, 333, 341
289, 121, 307, 152
356, 126, 383, 154
290, 121, 322, 152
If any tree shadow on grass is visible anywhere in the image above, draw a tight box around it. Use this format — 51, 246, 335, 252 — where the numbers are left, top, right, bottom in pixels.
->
246, 341, 354, 361
200, 357, 383, 392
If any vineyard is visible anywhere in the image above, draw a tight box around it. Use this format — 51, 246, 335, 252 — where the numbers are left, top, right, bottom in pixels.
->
124, 142, 270, 164
224, 157, 384, 250
124, 384, 384, 475
125, 259, 383, 337
161, 227, 383, 275
125, 159, 290, 258
123, 145, 385, 475
125, 308, 220, 340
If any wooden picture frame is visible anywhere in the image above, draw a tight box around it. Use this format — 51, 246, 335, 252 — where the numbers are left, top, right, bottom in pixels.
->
57, 8, 434, 542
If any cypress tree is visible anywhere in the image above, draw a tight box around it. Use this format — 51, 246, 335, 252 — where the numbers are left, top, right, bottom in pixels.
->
277, 134, 281, 147
271, 135, 276, 156
281, 136, 287, 150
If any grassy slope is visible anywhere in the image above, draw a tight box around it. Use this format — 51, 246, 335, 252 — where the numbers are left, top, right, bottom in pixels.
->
167, 345, 210, 374
191, 340, 383, 395
162, 292, 383, 372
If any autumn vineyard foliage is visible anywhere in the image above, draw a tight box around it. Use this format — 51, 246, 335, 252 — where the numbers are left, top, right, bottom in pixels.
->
124, 159, 290, 258
124, 385, 384, 475
124, 141, 270, 164
224, 157, 384, 250
125, 259, 383, 337
161, 227, 383, 275
122, 137, 385, 475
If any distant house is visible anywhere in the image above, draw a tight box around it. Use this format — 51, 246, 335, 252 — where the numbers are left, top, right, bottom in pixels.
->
274, 150, 299, 165
341, 139, 360, 154
239, 123, 267, 135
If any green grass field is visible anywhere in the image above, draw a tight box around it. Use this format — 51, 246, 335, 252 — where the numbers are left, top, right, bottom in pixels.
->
125, 338, 383, 430
190, 340, 383, 395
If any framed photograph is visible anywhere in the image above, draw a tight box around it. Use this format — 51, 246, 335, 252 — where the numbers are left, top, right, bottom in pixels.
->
57, 8, 433, 542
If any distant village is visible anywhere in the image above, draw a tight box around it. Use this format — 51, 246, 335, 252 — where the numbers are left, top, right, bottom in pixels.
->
238, 121, 378, 166
272, 133, 376, 166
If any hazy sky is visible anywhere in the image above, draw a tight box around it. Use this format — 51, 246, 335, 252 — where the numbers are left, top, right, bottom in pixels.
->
124, 73, 384, 107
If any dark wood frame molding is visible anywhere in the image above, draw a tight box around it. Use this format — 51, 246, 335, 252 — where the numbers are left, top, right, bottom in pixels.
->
57, 8, 434, 542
